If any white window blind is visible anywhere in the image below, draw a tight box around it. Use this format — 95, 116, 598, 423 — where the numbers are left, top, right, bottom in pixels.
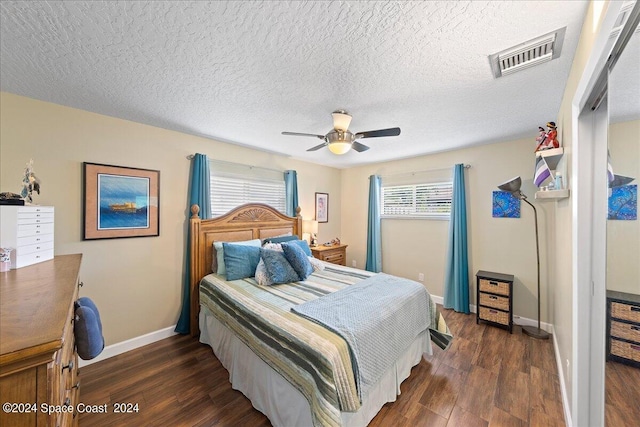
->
381, 182, 452, 219
209, 161, 286, 216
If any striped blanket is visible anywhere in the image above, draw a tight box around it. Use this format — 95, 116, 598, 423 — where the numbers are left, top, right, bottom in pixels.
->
199, 264, 451, 427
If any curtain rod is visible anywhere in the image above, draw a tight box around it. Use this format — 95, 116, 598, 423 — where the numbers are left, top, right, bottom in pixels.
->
381, 164, 471, 178
186, 155, 286, 175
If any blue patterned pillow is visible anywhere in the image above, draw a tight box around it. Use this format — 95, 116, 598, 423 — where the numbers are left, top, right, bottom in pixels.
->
282, 242, 314, 280
287, 239, 312, 256
223, 243, 261, 280
260, 248, 300, 284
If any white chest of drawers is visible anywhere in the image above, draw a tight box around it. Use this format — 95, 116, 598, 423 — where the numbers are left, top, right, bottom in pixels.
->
0, 205, 54, 269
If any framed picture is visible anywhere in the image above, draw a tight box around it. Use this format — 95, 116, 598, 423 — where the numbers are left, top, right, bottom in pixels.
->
608, 184, 637, 220
315, 192, 329, 223
83, 162, 160, 240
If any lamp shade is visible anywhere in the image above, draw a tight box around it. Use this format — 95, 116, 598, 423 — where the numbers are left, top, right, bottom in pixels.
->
331, 110, 352, 131
497, 176, 522, 193
302, 219, 318, 234
328, 142, 352, 155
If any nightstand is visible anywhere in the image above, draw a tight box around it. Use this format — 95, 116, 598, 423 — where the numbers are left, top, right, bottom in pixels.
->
310, 244, 348, 266
476, 270, 514, 333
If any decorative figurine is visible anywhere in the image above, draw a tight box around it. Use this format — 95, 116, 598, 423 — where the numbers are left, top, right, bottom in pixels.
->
20, 159, 40, 204
546, 121, 560, 149
534, 126, 547, 152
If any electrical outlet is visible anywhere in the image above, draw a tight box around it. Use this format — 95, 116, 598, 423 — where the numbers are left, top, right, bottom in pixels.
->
418, 273, 424, 282
352, 260, 357, 267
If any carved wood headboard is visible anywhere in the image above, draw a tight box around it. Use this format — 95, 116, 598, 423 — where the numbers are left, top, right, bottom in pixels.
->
189, 203, 302, 336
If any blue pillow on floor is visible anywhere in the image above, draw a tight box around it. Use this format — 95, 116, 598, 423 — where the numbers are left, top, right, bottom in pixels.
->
74, 298, 105, 360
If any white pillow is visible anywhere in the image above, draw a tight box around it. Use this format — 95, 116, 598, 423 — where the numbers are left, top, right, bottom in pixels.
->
213, 239, 261, 275
308, 256, 325, 272
254, 259, 272, 286
262, 242, 284, 252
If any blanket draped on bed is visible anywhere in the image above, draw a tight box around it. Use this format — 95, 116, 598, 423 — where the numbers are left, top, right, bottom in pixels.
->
291, 273, 430, 401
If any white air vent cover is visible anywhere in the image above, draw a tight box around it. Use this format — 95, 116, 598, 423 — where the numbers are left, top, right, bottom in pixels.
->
490, 27, 566, 78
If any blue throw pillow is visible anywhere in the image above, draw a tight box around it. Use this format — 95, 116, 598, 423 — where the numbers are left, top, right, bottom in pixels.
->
282, 242, 314, 280
263, 235, 298, 244
260, 248, 300, 284
74, 303, 105, 360
223, 243, 261, 280
214, 238, 261, 275
76, 297, 103, 334
287, 239, 312, 256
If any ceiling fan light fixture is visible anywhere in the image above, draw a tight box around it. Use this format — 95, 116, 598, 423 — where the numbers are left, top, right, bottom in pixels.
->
331, 110, 352, 131
328, 141, 352, 155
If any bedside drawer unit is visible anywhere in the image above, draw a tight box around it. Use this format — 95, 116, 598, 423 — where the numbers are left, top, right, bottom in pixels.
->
0, 205, 54, 269
476, 270, 514, 333
310, 244, 348, 266
607, 290, 640, 368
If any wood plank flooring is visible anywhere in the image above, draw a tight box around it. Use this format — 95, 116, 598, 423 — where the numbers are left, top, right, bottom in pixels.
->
79, 308, 569, 426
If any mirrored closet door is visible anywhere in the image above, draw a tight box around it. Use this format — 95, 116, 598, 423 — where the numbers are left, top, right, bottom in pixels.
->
605, 12, 640, 426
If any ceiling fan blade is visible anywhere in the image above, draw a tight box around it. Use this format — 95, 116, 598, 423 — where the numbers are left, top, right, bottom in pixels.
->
307, 142, 328, 152
356, 127, 401, 138
351, 141, 370, 152
282, 131, 325, 139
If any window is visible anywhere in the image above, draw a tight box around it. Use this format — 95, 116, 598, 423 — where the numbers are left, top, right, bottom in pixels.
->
209, 161, 285, 216
381, 181, 452, 219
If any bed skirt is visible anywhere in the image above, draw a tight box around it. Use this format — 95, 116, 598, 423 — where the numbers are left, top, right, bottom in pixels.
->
199, 305, 432, 427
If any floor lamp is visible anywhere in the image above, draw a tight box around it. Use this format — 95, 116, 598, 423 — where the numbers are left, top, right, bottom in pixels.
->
497, 176, 550, 340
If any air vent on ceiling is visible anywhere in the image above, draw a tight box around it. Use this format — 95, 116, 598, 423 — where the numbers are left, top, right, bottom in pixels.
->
489, 27, 566, 78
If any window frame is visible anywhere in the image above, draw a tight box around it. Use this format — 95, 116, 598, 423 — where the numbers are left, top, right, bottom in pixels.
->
380, 181, 453, 220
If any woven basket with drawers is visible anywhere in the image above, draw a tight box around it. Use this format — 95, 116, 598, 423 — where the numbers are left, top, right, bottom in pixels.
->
476, 270, 514, 333
606, 290, 640, 367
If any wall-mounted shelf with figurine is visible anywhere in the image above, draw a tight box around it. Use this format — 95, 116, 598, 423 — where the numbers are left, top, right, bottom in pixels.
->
535, 188, 570, 199
535, 147, 569, 200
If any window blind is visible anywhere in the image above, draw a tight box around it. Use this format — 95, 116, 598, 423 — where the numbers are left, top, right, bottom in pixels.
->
381, 182, 452, 219
209, 161, 285, 216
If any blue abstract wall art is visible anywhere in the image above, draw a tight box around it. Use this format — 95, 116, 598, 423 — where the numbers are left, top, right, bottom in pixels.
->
608, 184, 637, 220
492, 191, 521, 218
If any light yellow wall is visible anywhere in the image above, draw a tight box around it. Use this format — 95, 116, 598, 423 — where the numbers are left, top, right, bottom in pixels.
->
0, 92, 342, 345
552, 0, 611, 413
340, 137, 555, 322
607, 119, 640, 294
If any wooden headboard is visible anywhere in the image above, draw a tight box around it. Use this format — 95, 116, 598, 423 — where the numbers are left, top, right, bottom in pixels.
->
189, 203, 302, 336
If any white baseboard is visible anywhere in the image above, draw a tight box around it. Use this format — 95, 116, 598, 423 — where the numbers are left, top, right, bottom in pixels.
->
78, 326, 178, 367
551, 324, 573, 427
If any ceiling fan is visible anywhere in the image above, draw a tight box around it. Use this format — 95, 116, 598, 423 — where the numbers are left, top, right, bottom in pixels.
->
282, 110, 401, 155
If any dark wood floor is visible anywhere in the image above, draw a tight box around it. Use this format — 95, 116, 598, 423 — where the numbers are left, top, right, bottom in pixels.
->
605, 360, 640, 426
79, 308, 570, 426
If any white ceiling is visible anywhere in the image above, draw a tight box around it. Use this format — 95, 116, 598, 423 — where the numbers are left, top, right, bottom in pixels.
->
0, 1, 591, 169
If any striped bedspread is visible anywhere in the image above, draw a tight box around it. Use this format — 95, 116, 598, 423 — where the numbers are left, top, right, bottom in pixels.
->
199, 264, 451, 427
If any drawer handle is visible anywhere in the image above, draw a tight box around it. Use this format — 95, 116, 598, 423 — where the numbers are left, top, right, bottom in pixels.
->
71, 381, 80, 390
489, 281, 498, 286
489, 309, 497, 314
63, 397, 71, 407
631, 307, 640, 312
79, 281, 84, 287
632, 344, 640, 352
489, 296, 498, 300
632, 326, 640, 331
62, 360, 75, 372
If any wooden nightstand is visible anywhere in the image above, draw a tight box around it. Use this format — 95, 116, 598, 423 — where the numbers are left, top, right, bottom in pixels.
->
310, 244, 348, 266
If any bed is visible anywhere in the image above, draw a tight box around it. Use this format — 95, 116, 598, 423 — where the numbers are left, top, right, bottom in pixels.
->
189, 203, 451, 427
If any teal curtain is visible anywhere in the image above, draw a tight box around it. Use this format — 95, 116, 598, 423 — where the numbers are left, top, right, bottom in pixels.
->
365, 175, 382, 272
443, 164, 470, 313
175, 154, 212, 334
284, 170, 299, 217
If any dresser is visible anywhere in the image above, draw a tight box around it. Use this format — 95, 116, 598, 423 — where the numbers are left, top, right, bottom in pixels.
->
476, 270, 514, 333
0, 205, 55, 269
606, 290, 640, 367
310, 244, 348, 266
0, 254, 82, 427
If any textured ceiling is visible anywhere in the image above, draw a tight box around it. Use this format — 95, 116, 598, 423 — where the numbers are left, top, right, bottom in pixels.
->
0, 1, 591, 168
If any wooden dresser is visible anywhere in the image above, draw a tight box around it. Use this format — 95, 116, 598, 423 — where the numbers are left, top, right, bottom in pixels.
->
310, 244, 348, 266
0, 254, 82, 427
607, 290, 640, 367
476, 270, 514, 333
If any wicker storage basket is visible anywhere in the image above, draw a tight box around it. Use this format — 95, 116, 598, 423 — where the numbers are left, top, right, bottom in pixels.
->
610, 320, 640, 343
479, 307, 509, 326
611, 302, 640, 323
479, 279, 510, 296
479, 293, 510, 311
611, 339, 640, 363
